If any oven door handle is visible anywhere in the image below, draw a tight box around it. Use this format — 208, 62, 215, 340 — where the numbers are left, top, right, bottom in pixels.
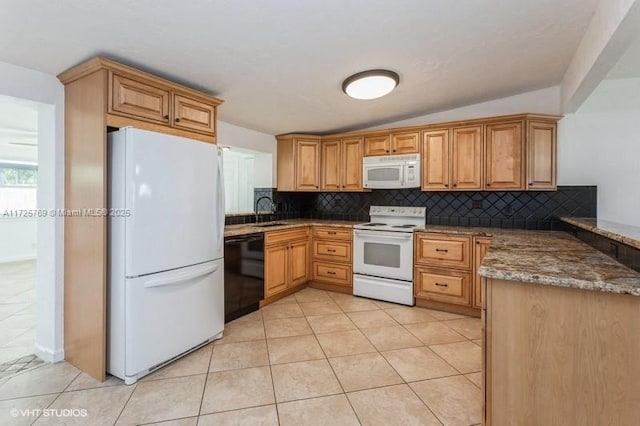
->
353, 230, 413, 240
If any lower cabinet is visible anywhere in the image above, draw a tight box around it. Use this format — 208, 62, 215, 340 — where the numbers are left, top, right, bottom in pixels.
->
414, 232, 492, 314
311, 226, 353, 289
415, 266, 472, 306
264, 228, 310, 298
473, 237, 492, 309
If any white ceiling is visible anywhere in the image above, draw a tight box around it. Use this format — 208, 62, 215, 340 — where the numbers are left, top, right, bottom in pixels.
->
0, 95, 38, 163
0, 0, 599, 135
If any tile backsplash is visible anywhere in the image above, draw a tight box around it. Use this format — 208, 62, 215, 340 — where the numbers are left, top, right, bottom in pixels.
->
225, 186, 597, 230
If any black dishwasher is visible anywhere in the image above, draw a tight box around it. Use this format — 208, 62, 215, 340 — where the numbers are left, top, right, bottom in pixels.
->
224, 233, 264, 323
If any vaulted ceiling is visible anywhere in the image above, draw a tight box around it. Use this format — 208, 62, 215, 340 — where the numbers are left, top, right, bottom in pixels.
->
0, 0, 599, 135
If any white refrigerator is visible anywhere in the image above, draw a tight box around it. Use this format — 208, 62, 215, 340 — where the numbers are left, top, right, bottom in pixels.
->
107, 127, 225, 385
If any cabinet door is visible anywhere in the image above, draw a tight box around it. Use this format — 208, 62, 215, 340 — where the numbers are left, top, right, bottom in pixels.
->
364, 135, 390, 156
172, 93, 216, 135
110, 73, 170, 123
391, 131, 420, 154
295, 139, 321, 190
321, 139, 341, 191
415, 266, 472, 306
473, 237, 492, 309
527, 121, 557, 190
485, 122, 524, 190
451, 126, 483, 190
422, 129, 450, 190
265, 244, 288, 297
341, 137, 364, 191
289, 240, 309, 287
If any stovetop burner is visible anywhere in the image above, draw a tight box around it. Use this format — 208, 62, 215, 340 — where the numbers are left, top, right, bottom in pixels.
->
392, 224, 418, 228
362, 223, 386, 227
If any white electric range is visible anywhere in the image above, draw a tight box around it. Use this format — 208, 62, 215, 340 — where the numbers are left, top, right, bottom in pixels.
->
353, 206, 426, 305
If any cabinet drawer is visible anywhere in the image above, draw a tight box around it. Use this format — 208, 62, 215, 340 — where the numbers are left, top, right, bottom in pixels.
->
265, 227, 309, 246
312, 226, 352, 241
110, 73, 170, 123
313, 240, 352, 262
172, 93, 216, 135
415, 233, 471, 269
415, 267, 471, 306
312, 261, 352, 286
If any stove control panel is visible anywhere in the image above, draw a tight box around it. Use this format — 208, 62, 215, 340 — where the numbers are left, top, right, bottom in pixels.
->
369, 206, 427, 218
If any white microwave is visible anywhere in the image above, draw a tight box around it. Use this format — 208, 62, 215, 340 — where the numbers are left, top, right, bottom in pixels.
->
363, 154, 421, 189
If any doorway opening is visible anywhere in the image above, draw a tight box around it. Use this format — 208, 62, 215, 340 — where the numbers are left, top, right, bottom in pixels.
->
0, 95, 45, 377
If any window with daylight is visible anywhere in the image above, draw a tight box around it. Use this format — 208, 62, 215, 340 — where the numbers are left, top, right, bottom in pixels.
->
0, 163, 38, 211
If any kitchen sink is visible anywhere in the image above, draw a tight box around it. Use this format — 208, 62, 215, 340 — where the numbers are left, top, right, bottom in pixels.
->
254, 222, 286, 228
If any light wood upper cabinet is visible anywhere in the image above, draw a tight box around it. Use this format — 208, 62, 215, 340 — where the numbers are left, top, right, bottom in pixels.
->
391, 131, 420, 154
364, 134, 391, 156
276, 113, 560, 193
296, 139, 321, 190
527, 121, 557, 190
473, 237, 492, 309
485, 121, 525, 190
110, 74, 170, 124
320, 137, 363, 191
102, 64, 222, 140
172, 94, 216, 135
451, 125, 483, 190
277, 135, 322, 191
321, 139, 341, 190
422, 129, 450, 190
341, 137, 363, 190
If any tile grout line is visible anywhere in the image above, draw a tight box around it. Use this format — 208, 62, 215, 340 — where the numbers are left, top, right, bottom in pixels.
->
260, 309, 281, 426
196, 340, 216, 420
307, 319, 363, 426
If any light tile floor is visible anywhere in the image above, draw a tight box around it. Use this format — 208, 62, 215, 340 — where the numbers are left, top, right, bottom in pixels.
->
0, 287, 482, 425
0, 261, 37, 369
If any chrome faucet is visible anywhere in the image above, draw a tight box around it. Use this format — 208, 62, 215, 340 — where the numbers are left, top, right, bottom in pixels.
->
255, 196, 275, 223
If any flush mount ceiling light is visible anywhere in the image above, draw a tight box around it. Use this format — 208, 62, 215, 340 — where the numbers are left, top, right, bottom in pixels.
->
342, 69, 400, 100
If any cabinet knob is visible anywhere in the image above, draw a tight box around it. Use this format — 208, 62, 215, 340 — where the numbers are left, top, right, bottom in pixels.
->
444, 184, 449, 188
486, 183, 491, 187
175, 118, 181, 123
452, 183, 457, 188
315, 185, 319, 188
392, 149, 396, 153
386, 150, 389, 153
528, 182, 533, 185
163, 115, 169, 120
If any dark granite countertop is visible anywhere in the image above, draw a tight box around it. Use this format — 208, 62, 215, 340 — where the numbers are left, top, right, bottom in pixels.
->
561, 217, 640, 250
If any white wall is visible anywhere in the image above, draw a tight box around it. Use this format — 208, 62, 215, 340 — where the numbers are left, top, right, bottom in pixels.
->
0, 218, 37, 263
0, 60, 65, 362
558, 78, 640, 226
366, 86, 562, 130
217, 120, 276, 187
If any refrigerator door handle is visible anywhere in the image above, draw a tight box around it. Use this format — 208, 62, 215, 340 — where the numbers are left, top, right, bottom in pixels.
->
143, 264, 219, 288
216, 147, 225, 250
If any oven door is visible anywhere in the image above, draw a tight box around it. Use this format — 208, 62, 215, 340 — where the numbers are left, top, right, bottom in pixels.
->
353, 229, 413, 281
363, 162, 404, 189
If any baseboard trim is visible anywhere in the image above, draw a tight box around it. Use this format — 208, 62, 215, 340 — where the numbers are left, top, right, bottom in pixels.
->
34, 343, 64, 363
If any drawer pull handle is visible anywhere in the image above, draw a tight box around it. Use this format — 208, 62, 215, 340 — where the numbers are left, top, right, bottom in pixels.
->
327, 249, 337, 253
328, 232, 337, 235
327, 271, 336, 275
435, 248, 448, 253
435, 282, 448, 287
